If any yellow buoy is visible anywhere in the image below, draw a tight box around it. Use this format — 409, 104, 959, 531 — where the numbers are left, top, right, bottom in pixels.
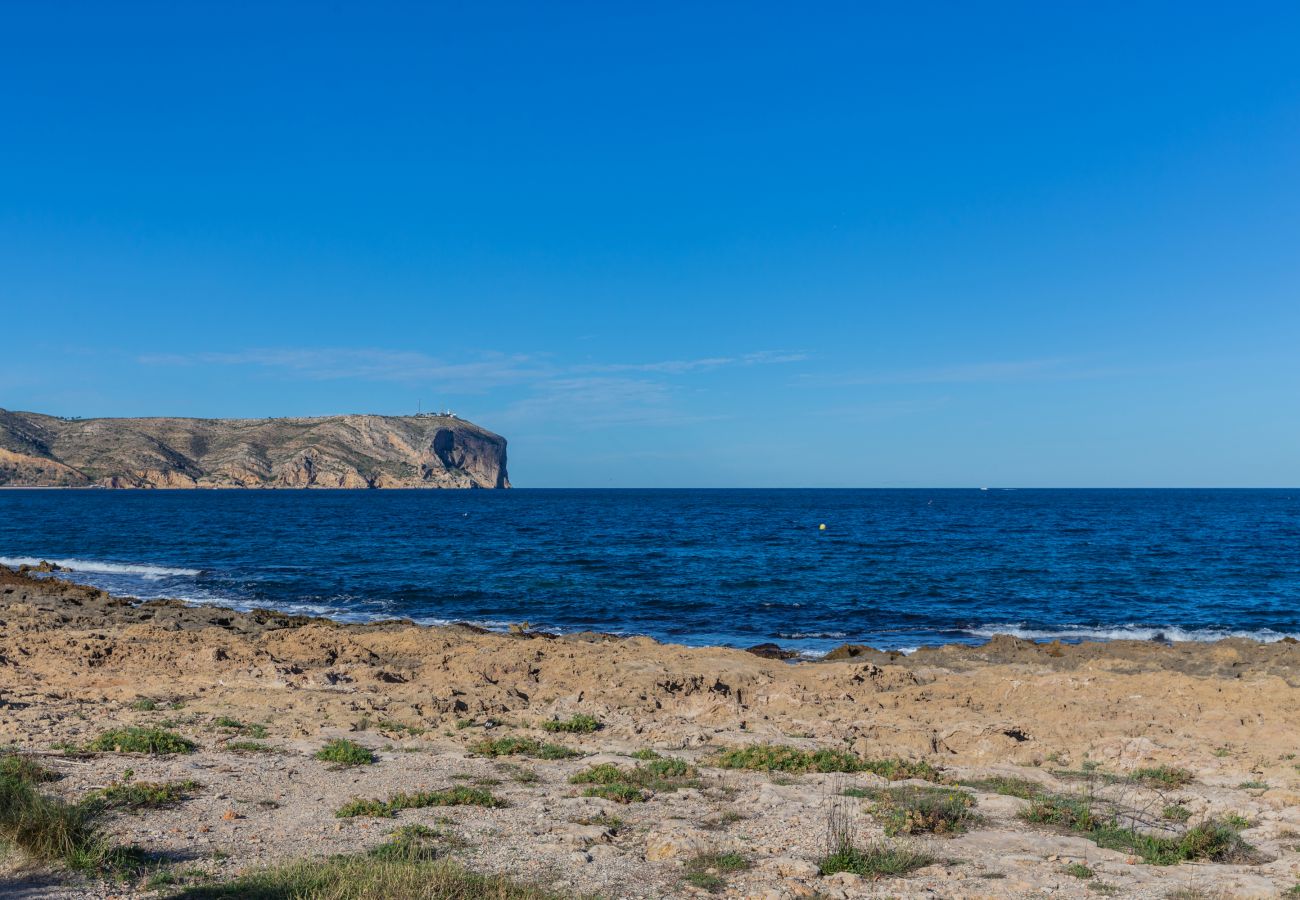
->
818, 523, 826, 531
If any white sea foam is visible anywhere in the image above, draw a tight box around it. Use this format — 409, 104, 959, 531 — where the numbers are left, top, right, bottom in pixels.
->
776, 630, 847, 640
0, 556, 201, 579
965, 623, 1300, 644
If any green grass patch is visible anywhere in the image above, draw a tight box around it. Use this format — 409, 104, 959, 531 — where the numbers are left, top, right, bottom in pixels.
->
1162, 803, 1193, 823
374, 719, 426, 736
712, 744, 943, 781
818, 841, 935, 877
0, 769, 102, 867
0, 751, 60, 784
642, 757, 689, 778
127, 699, 158, 712
494, 762, 540, 784
568, 758, 697, 800
336, 786, 503, 818
470, 736, 580, 759
1129, 766, 1194, 789
314, 738, 376, 766
86, 727, 195, 755
1238, 780, 1269, 790
0, 766, 148, 874
861, 757, 945, 782
166, 856, 563, 899
1063, 863, 1094, 878
581, 783, 646, 803
851, 785, 979, 836
213, 717, 268, 739
368, 824, 444, 862
683, 851, 751, 892
84, 779, 200, 811
958, 776, 1043, 799
1021, 794, 1262, 865
540, 713, 602, 734
224, 740, 280, 754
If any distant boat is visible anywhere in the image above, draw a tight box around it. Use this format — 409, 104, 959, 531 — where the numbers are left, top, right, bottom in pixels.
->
979, 487, 989, 491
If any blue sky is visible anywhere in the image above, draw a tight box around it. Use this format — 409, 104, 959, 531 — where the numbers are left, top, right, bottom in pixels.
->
2, 2, 1298, 486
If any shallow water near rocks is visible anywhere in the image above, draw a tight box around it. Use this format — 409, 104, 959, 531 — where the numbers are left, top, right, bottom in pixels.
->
1, 488, 1297, 655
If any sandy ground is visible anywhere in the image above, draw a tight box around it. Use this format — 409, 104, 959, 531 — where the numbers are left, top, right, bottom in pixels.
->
2, 564, 1300, 898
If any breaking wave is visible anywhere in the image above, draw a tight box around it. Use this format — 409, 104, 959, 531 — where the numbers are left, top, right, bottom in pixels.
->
0, 556, 202, 579
965, 623, 1300, 644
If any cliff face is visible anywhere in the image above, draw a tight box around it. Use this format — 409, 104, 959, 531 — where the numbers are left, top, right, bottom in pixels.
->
0, 410, 509, 489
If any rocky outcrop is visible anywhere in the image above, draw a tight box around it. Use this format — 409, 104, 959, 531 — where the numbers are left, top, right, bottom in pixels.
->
0, 409, 509, 489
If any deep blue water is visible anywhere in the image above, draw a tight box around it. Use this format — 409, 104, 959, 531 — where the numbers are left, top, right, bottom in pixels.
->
1, 489, 1298, 655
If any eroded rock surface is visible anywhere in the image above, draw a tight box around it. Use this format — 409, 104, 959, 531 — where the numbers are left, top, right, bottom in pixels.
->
0, 409, 508, 488
4, 567, 1300, 898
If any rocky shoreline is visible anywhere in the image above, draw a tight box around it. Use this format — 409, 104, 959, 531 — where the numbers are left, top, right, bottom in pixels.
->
3, 564, 1300, 898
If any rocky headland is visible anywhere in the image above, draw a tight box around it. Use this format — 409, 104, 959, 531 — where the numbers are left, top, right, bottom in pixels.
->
0, 410, 509, 489
3, 565, 1300, 898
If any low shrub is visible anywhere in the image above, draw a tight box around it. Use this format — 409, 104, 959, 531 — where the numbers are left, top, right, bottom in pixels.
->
84, 779, 200, 811
642, 757, 689, 779
336, 786, 503, 818
314, 739, 376, 766
856, 785, 979, 836
166, 856, 563, 899
86, 727, 195, 755
214, 717, 268, 739
569, 764, 630, 786
713, 744, 861, 774
713, 744, 943, 781
470, 737, 580, 759
581, 783, 646, 804
1022, 792, 1262, 865
567, 758, 697, 798
540, 714, 602, 734
1130, 766, 1194, 789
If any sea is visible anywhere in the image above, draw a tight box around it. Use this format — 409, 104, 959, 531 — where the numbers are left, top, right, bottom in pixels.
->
1, 488, 1297, 657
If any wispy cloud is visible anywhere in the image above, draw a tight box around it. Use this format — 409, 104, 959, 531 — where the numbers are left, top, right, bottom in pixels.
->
139, 347, 806, 386
490, 376, 686, 427
792, 356, 1177, 389
137, 348, 548, 390
137, 346, 809, 427
574, 351, 809, 375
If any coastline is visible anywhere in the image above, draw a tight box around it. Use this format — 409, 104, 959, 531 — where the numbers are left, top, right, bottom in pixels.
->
3, 565, 1300, 898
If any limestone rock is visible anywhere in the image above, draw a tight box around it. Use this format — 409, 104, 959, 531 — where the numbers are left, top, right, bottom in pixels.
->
765, 856, 819, 879
644, 827, 711, 861
550, 822, 613, 847
0, 409, 509, 489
